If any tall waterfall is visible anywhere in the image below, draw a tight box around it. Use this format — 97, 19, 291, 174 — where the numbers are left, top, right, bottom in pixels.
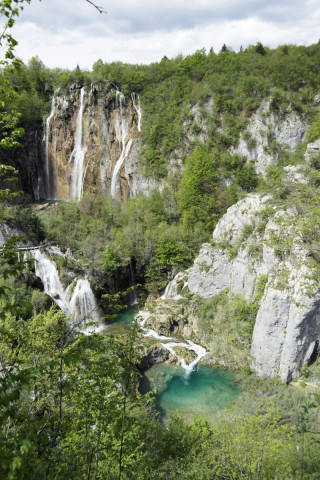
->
44, 95, 57, 199
131, 93, 142, 132
42, 82, 142, 202
30, 247, 101, 325
110, 91, 133, 199
68, 87, 86, 201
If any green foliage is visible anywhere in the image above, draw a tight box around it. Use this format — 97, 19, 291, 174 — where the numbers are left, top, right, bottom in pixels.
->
102, 244, 120, 274
178, 146, 219, 230
0, 306, 157, 479
0, 164, 20, 201
1, 204, 45, 241
178, 147, 256, 232
307, 110, 320, 143
193, 290, 260, 369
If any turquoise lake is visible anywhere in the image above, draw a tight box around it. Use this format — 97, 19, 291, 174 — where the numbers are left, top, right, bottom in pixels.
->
105, 307, 242, 422
141, 364, 241, 423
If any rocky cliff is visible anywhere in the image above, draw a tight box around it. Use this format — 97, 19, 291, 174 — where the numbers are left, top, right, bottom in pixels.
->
6, 81, 311, 203
231, 99, 307, 175
161, 148, 320, 382
43, 82, 159, 201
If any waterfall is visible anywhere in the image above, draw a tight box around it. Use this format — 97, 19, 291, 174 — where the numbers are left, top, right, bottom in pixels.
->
137, 312, 207, 379
31, 175, 42, 202
110, 138, 133, 198
30, 247, 101, 325
67, 278, 101, 324
44, 95, 57, 199
30, 248, 70, 313
131, 93, 142, 132
161, 272, 188, 301
68, 87, 86, 201
128, 261, 138, 305
110, 91, 133, 199
99, 110, 110, 195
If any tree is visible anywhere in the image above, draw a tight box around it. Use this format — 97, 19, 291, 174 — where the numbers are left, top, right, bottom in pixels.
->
255, 41, 267, 56
178, 146, 219, 230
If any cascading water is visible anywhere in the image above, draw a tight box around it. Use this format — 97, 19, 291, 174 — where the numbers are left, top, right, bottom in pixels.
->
137, 312, 207, 379
68, 87, 86, 201
30, 248, 70, 313
44, 95, 57, 199
131, 93, 142, 132
67, 278, 101, 324
110, 91, 133, 198
128, 261, 138, 305
30, 247, 101, 326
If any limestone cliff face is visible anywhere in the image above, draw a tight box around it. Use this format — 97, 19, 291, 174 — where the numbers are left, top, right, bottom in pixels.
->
163, 163, 320, 382
7, 88, 309, 202
231, 99, 306, 175
44, 82, 158, 201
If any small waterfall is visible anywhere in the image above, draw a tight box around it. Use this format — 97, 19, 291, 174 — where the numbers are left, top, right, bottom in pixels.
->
161, 272, 188, 301
44, 95, 57, 199
131, 93, 142, 132
137, 312, 207, 379
30, 247, 101, 325
30, 248, 70, 313
110, 91, 133, 199
31, 175, 41, 202
67, 278, 101, 323
128, 261, 138, 305
68, 87, 86, 201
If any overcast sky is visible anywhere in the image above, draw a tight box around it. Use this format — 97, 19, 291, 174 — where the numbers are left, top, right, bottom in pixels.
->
11, 0, 320, 69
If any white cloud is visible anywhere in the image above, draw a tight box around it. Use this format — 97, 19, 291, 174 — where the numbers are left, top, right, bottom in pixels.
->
10, 0, 320, 69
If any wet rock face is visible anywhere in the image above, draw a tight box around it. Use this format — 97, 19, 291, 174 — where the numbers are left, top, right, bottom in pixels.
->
44, 82, 159, 201
1, 126, 46, 201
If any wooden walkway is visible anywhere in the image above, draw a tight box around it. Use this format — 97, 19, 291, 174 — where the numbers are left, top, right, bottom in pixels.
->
0, 243, 52, 252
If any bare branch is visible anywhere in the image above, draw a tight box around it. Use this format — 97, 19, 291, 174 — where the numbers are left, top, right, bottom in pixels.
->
85, 0, 107, 13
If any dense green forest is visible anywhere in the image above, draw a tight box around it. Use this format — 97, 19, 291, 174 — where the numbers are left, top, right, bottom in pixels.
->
1, 2, 320, 475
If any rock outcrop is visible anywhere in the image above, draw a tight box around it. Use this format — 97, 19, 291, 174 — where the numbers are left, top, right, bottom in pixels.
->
163, 177, 320, 382
232, 99, 306, 175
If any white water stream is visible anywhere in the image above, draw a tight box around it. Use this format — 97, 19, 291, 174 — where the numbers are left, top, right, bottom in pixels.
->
30, 247, 101, 326
137, 312, 207, 378
66, 278, 101, 324
44, 95, 57, 199
110, 91, 133, 198
68, 87, 86, 201
131, 93, 142, 132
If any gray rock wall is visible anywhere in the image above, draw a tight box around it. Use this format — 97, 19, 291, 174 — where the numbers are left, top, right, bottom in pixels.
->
163, 183, 320, 382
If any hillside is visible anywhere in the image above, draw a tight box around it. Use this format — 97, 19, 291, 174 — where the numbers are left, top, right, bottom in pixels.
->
1, 42, 320, 478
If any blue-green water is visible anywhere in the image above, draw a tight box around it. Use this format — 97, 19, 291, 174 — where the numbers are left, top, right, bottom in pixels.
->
109, 306, 138, 326
103, 308, 241, 422
142, 364, 241, 423
103, 306, 138, 335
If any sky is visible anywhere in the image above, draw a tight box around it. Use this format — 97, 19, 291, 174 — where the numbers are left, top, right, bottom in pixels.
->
10, 0, 320, 69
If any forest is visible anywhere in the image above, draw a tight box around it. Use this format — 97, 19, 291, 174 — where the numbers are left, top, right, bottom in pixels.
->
1, 2, 320, 478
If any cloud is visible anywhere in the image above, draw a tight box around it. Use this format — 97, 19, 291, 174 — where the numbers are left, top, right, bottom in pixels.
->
11, 0, 320, 69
